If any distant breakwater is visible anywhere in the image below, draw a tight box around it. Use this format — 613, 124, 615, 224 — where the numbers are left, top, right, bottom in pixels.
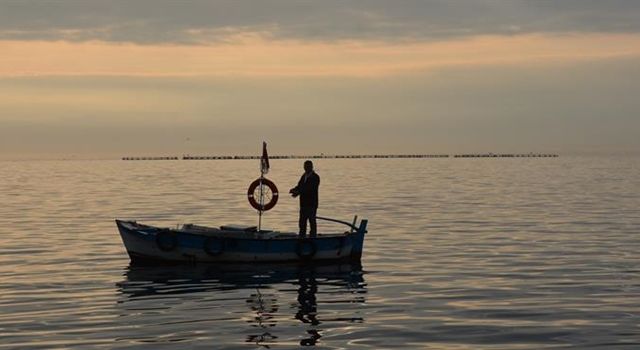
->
122, 153, 558, 161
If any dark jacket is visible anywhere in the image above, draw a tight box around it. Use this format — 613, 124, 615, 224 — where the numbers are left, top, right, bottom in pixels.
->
294, 172, 320, 208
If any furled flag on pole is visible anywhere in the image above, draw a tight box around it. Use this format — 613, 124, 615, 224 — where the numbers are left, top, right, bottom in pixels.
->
261, 141, 270, 175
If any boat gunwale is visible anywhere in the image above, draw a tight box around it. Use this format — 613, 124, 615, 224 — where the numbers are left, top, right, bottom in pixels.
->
116, 219, 357, 241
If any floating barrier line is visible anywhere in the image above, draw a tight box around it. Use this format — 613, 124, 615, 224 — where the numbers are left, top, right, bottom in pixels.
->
121, 156, 179, 161
122, 153, 558, 160
452, 153, 559, 158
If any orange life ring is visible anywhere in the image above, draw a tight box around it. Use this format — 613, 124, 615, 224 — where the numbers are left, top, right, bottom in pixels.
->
247, 178, 279, 211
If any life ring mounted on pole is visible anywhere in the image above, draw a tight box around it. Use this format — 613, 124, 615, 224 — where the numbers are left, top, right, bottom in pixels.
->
247, 177, 279, 211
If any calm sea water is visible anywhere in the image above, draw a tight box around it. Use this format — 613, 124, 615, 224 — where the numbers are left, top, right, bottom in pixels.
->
0, 157, 638, 349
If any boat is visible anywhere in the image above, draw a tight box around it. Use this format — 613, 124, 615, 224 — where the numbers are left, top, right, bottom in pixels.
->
115, 217, 368, 263
116, 142, 368, 263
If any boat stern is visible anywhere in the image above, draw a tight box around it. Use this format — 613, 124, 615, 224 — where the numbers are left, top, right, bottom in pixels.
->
350, 219, 368, 260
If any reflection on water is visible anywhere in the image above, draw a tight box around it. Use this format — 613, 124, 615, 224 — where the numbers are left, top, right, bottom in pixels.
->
1, 157, 639, 348
116, 262, 366, 347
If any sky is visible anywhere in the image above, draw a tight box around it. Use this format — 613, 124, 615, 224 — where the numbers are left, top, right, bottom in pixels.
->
1, 0, 639, 159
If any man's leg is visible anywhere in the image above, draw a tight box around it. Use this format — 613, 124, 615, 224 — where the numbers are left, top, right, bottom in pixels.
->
299, 207, 307, 238
308, 207, 317, 238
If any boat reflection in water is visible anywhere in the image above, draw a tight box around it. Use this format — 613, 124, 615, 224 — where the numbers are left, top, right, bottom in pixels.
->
116, 261, 367, 347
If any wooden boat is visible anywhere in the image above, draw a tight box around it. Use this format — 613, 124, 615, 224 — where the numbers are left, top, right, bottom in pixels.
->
116, 142, 368, 264
115, 216, 368, 263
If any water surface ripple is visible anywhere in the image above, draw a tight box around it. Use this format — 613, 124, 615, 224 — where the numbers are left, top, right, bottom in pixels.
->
0, 157, 638, 349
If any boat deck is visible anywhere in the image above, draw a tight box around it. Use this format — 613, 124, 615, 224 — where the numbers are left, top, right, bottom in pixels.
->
124, 221, 351, 240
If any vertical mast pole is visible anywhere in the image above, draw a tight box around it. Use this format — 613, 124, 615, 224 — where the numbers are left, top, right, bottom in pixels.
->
258, 141, 269, 233
258, 166, 264, 232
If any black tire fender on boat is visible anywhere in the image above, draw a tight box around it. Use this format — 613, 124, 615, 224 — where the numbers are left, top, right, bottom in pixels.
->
336, 236, 346, 256
203, 237, 225, 256
155, 230, 178, 252
295, 239, 317, 260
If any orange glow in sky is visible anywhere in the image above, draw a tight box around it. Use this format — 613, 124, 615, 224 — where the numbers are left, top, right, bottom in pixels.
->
2, 33, 640, 78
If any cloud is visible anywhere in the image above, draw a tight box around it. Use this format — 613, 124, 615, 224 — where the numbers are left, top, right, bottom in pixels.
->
1, 1, 639, 159
3, 33, 640, 78
1, 0, 639, 44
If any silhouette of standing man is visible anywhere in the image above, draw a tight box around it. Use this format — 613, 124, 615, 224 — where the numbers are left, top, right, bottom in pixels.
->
289, 160, 320, 238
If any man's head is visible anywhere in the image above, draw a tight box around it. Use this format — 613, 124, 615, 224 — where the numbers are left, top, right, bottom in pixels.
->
304, 160, 313, 173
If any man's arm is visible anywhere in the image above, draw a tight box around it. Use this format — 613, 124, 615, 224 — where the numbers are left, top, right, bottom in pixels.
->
289, 176, 302, 197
